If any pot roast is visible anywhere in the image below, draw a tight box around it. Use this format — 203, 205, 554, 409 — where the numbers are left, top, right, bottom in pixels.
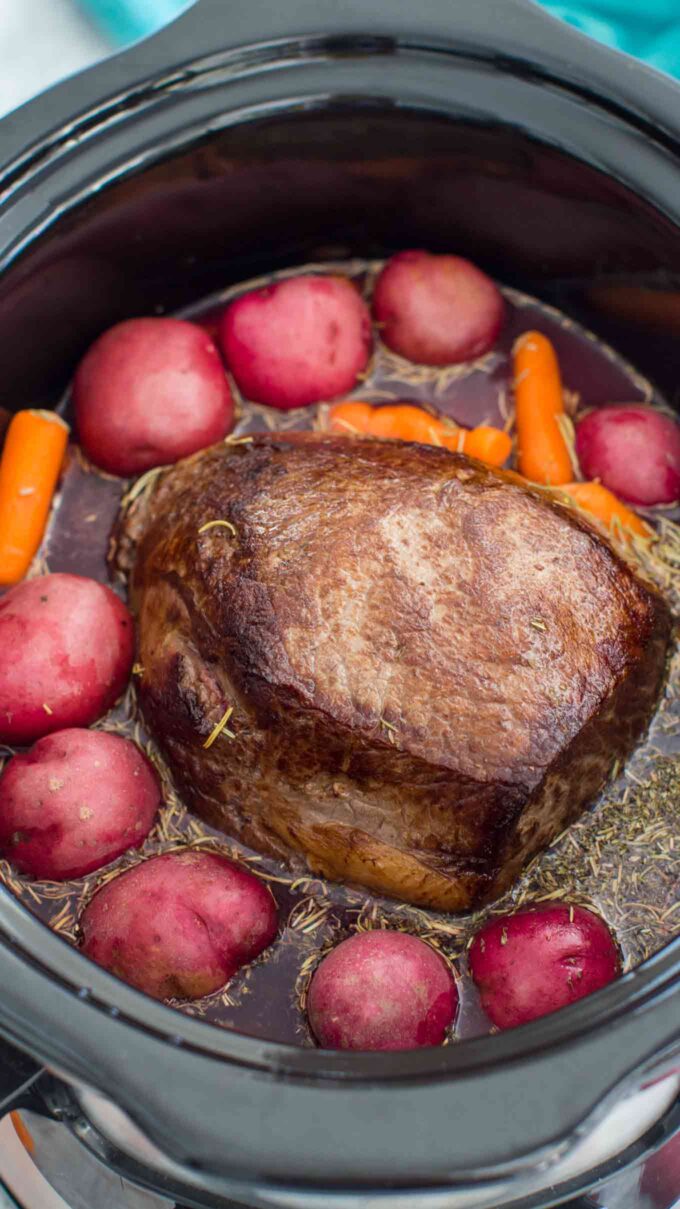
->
120, 434, 670, 911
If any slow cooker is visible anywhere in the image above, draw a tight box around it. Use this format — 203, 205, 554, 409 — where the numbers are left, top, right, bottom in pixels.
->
0, 1, 680, 1206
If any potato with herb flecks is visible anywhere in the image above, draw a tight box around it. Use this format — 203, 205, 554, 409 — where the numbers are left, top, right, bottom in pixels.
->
307, 930, 458, 1051
0, 729, 160, 880
81, 850, 278, 1000
0, 574, 134, 745
468, 904, 620, 1029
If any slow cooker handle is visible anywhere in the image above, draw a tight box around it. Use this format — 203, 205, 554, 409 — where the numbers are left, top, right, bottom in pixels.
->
126, 0, 576, 52
104, 0, 680, 111
111, 0, 618, 62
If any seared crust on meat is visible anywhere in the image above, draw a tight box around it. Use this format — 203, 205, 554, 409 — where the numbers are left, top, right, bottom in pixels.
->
121, 434, 671, 910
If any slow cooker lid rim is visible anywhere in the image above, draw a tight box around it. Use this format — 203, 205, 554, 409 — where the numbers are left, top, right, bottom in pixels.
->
3, 72, 680, 296
3, 33, 680, 203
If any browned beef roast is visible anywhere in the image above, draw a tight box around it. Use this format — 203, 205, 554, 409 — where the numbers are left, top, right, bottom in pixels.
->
120, 434, 671, 911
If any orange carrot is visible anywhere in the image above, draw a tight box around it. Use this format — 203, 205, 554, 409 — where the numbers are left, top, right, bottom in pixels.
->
327, 401, 375, 435
460, 425, 513, 467
513, 331, 573, 485
0, 410, 70, 586
329, 401, 452, 444
11, 1111, 35, 1155
558, 481, 651, 541
327, 401, 511, 468
369, 404, 448, 445
362, 404, 408, 440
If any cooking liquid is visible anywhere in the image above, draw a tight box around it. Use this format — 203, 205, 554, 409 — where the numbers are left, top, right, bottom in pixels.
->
1, 260, 679, 1047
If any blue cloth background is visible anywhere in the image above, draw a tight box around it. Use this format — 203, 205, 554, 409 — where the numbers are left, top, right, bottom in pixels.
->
540, 0, 680, 76
76, 0, 192, 45
77, 0, 680, 78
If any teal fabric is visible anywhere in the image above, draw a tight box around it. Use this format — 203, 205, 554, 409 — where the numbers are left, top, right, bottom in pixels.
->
76, 0, 192, 44
77, 0, 680, 78
539, 1, 680, 76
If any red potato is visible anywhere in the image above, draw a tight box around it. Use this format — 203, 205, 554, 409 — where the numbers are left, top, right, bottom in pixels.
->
575, 404, 680, 506
0, 574, 134, 745
221, 274, 372, 409
307, 930, 458, 1051
373, 250, 504, 365
74, 318, 234, 476
468, 904, 620, 1030
0, 729, 159, 879
81, 850, 278, 1000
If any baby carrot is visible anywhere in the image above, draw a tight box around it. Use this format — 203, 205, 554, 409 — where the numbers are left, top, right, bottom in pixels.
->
0, 409, 70, 585
327, 401, 375, 435
558, 481, 651, 541
460, 425, 513, 468
327, 400, 511, 468
369, 404, 448, 445
514, 331, 573, 485
361, 404, 406, 439
329, 401, 452, 444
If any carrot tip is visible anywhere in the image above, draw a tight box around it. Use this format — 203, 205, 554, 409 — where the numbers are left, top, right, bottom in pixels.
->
29, 410, 70, 431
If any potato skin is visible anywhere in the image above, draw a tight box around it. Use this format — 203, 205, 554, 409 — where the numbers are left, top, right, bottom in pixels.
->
468, 904, 620, 1030
221, 275, 372, 409
0, 729, 160, 879
81, 850, 278, 1000
74, 317, 234, 476
373, 250, 504, 365
307, 930, 458, 1051
575, 404, 680, 506
0, 574, 134, 745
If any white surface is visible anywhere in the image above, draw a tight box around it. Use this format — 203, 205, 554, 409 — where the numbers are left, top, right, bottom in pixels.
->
0, 1114, 171, 1208
0, 1117, 69, 1209
0, 0, 109, 118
